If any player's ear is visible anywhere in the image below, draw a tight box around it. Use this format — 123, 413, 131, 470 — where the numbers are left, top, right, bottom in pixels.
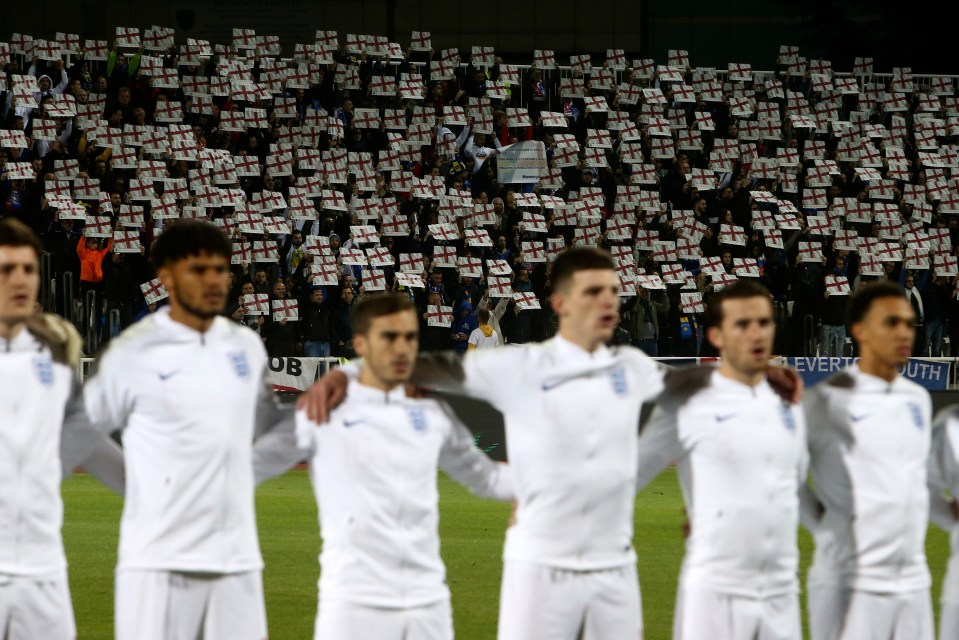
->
706, 325, 723, 351
353, 333, 368, 358
157, 264, 174, 293
549, 291, 565, 316
849, 321, 864, 345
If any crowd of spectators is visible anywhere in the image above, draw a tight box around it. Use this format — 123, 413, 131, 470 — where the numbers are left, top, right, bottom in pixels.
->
4, 27, 959, 359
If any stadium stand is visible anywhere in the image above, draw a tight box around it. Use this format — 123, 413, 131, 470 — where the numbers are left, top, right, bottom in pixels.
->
4, 28, 959, 360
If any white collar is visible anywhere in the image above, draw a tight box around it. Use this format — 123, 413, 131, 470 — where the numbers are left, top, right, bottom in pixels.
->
348, 378, 409, 405
1, 326, 39, 354
847, 364, 901, 393
552, 333, 612, 364
154, 306, 226, 343
711, 368, 772, 396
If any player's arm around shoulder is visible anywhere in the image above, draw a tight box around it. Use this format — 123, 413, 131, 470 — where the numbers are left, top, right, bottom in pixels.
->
928, 405, 959, 530
252, 405, 313, 487
61, 375, 125, 495
81, 324, 145, 435
801, 373, 854, 451
797, 378, 852, 531
413, 345, 526, 403
435, 400, 514, 502
28, 312, 128, 494
635, 373, 702, 493
249, 333, 307, 484
25, 312, 84, 370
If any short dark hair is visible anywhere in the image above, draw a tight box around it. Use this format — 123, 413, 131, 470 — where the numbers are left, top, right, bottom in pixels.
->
550, 247, 615, 292
847, 281, 907, 327
703, 279, 772, 329
351, 293, 415, 335
477, 308, 490, 324
0, 218, 43, 258
151, 220, 231, 268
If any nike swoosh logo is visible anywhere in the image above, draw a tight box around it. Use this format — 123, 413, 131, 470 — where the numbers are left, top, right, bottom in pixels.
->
850, 414, 870, 423
715, 414, 737, 422
541, 381, 567, 391
158, 370, 180, 381
343, 419, 365, 428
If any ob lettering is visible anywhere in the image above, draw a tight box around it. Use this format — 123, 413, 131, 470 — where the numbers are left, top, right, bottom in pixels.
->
269, 357, 302, 377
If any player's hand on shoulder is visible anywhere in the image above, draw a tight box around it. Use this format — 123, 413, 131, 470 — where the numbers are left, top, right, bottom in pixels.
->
404, 382, 426, 399
766, 364, 803, 404
297, 369, 349, 423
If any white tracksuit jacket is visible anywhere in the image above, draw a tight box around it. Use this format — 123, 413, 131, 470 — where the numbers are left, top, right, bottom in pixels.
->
409, 336, 667, 570
926, 406, 959, 603
0, 327, 121, 577
636, 370, 808, 598
804, 366, 933, 593
293, 380, 513, 608
84, 308, 288, 573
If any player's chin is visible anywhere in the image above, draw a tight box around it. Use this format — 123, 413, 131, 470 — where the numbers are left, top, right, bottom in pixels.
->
193, 300, 226, 317
0, 303, 32, 322
595, 327, 616, 343
391, 361, 412, 378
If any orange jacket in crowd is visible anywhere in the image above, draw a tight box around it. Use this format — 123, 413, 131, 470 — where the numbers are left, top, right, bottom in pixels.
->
77, 235, 113, 283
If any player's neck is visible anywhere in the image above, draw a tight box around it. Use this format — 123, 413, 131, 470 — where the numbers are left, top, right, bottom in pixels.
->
0, 319, 25, 342
858, 355, 899, 382
557, 327, 602, 353
168, 305, 215, 334
358, 368, 402, 393
717, 362, 764, 387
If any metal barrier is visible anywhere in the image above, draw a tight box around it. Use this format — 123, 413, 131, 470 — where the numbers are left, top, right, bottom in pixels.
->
39, 253, 54, 312
84, 290, 99, 354
108, 309, 122, 340
49, 277, 57, 320
77, 354, 959, 390
802, 315, 816, 357
78, 357, 95, 381
62, 271, 77, 326
71, 298, 84, 333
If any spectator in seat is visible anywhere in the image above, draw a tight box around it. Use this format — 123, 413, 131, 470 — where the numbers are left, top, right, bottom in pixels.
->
280, 229, 307, 277
903, 272, 929, 357
450, 300, 478, 354
503, 299, 534, 344
427, 269, 449, 305
467, 308, 498, 350
920, 273, 951, 357
226, 280, 264, 336
300, 286, 332, 358
77, 231, 113, 295
419, 291, 450, 352
261, 281, 298, 357
477, 292, 509, 346
331, 286, 356, 359
252, 268, 271, 295
630, 285, 669, 356
490, 234, 513, 262
513, 267, 533, 293
819, 258, 850, 357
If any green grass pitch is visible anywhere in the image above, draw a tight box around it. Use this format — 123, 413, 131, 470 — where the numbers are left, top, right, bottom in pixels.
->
63, 469, 951, 639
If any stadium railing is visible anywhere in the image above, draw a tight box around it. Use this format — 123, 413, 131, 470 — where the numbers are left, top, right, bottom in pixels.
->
77, 355, 959, 389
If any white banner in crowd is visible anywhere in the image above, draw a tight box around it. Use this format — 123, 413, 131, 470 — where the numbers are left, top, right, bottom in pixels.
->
264, 357, 326, 392
496, 141, 547, 184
